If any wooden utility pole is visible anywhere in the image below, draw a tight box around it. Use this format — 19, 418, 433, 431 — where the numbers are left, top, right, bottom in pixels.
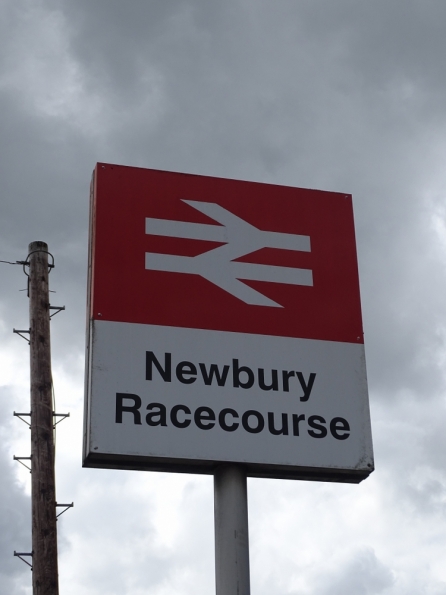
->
29, 241, 59, 595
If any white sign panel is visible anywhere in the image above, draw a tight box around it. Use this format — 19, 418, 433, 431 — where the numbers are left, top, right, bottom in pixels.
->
84, 163, 374, 482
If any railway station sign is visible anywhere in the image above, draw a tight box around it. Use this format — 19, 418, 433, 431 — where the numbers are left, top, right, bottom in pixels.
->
83, 163, 374, 482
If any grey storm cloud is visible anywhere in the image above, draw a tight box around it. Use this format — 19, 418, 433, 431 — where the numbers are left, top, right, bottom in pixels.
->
1, 1, 446, 594
0, 390, 31, 592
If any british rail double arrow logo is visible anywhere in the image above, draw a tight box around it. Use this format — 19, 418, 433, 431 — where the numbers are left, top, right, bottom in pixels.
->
145, 201, 313, 308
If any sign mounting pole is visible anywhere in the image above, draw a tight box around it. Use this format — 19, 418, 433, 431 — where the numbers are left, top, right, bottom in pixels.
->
29, 241, 59, 595
83, 162, 374, 592
214, 464, 250, 595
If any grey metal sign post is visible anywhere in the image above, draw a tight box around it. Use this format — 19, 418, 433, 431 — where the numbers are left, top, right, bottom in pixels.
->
214, 465, 250, 595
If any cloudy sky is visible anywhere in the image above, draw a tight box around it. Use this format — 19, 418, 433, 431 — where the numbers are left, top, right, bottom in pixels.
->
1, 1, 446, 593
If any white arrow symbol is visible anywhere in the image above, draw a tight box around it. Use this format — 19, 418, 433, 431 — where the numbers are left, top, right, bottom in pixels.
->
145, 200, 313, 308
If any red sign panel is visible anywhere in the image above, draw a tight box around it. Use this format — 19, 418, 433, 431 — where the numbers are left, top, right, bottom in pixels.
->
91, 163, 363, 344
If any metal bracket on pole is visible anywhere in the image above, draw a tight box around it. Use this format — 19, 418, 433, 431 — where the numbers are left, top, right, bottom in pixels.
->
20, 248, 54, 296
14, 551, 33, 570
22, 250, 55, 273
14, 412, 31, 427
13, 328, 31, 344
55, 502, 74, 519
13, 455, 32, 473
49, 305, 65, 319
52, 412, 70, 427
